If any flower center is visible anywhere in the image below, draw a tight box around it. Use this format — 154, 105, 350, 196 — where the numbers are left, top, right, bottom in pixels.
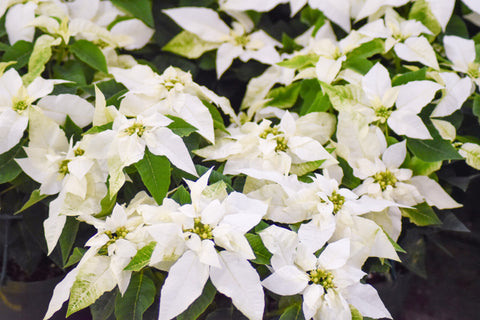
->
259, 126, 289, 152
12, 99, 30, 113
308, 269, 336, 290
467, 62, 480, 79
74, 148, 85, 157
99, 226, 129, 255
58, 159, 70, 176
125, 122, 146, 137
328, 191, 345, 214
106, 226, 128, 240
187, 217, 214, 240
164, 78, 182, 90
332, 47, 342, 60
373, 170, 398, 191
231, 33, 250, 48
374, 106, 392, 123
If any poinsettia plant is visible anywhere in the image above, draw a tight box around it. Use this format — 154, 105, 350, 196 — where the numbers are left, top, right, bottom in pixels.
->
0, 0, 478, 319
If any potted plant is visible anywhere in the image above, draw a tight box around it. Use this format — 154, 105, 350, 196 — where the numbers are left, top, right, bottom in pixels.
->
0, 1, 479, 320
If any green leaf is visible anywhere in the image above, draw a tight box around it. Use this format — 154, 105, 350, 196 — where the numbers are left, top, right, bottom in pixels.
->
64, 247, 86, 268
279, 303, 305, 320
90, 290, 117, 320
177, 280, 216, 320
299, 79, 331, 115
92, 80, 127, 99
337, 157, 361, 189
473, 94, 480, 124
408, 0, 442, 36
163, 30, 218, 59
14, 189, 49, 215
383, 229, 406, 253
350, 305, 363, 320
0, 43, 9, 51
366, 258, 391, 273
342, 57, 373, 75
83, 122, 113, 136
0, 141, 25, 184
440, 212, 470, 232
346, 39, 384, 60
202, 100, 228, 133
254, 220, 270, 233
407, 138, 463, 162
245, 233, 272, 265
1, 40, 33, 69
300, 7, 324, 34
70, 40, 108, 73
198, 51, 216, 70
111, 0, 154, 27
266, 82, 302, 109
135, 149, 171, 205
124, 242, 156, 272
195, 165, 232, 188
95, 191, 117, 218
277, 54, 318, 69
301, 93, 331, 114
62, 116, 83, 142
53, 60, 88, 85
398, 229, 427, 278
281, 33, 303, 54
278, 295, 303, 310
114, 271, 156, 320
445, 14, 469, 38
171, 185, 192, 204
59, 216, 80, 265
290, 160, 325, 176
23, 35, 61, 85
401, 202, 441, 226
404, 156, 442, 176
166, 115, 198, 137
391, 67, 427, 86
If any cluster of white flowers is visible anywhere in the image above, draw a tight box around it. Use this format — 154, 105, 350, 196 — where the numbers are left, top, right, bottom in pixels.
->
1, 0, 478, 320
3, 0, 154, 50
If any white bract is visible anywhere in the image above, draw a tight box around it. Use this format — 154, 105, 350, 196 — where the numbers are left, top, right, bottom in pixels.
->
443, 35, 480, 87
5, 0, 153, 49
222, 0, 410, 32
5, 2, 36, 44
0, 68, 67, 154
110, 64, 237, 141
260, 226, 392, 320
158, 169, 268, 320
431, 72, 473, 117
292, 22, 369, 84
333, 63, 442, 144
358, 8, 438, 69
15, 108, 103, 253
347, 63, 442, 139
86, 108, 197, 197
163, 7, 281, 78
195, 111, 336, 181
44, 195, 154, 320
6, 1, 473, 320
246, 172, 400, 263
352, 140, 461, 210
388, 80, 443, 139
